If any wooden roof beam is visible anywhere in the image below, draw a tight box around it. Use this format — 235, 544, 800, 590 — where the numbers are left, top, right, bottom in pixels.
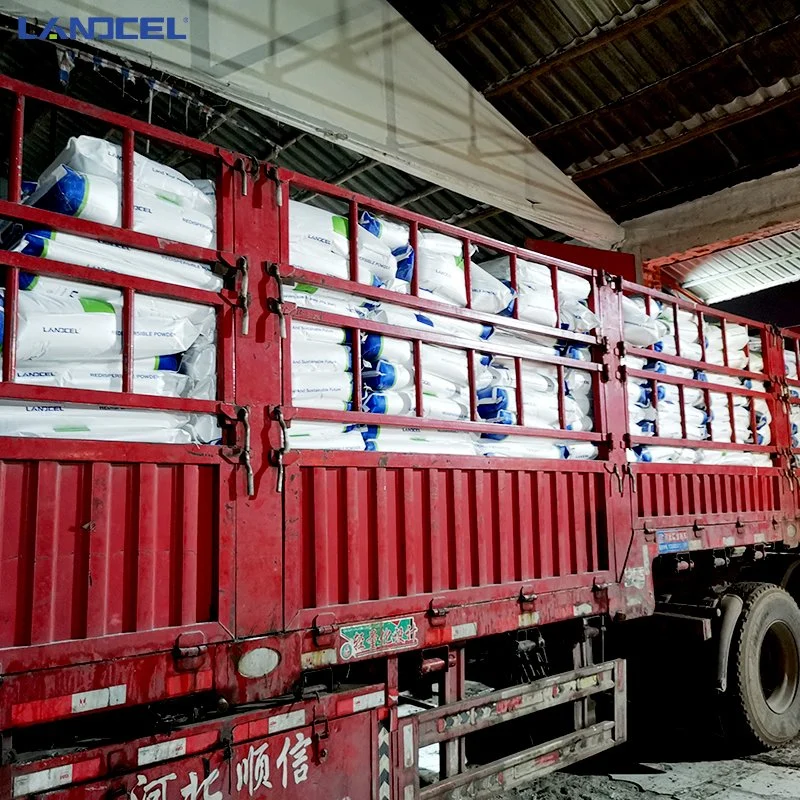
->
434, 1, 519, 49
483, 0, 693, 98
529, 13, 800, 142
571, 79, 800, 183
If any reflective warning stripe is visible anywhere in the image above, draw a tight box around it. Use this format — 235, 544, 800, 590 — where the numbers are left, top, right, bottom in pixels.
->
232, 709, 309, 743
337, 689, 386, 715
11, 685, 127, 725
137, 732, 217, 766
13, 758, 101, 797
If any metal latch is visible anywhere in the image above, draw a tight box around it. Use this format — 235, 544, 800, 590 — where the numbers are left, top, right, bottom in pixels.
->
273, 407, 290, 492
264, 165, 284, 206
233, 156, 259, 196
238, 256, 251, 336
266, 262, 287, 338
240, 406, 255, 496
605, 462, 625, 494
220, 405, 255, 496
518, 588, 538, 611
312, 715, 330, 762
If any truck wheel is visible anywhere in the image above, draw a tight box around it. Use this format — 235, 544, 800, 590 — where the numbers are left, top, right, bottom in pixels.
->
727, 582, 800, 749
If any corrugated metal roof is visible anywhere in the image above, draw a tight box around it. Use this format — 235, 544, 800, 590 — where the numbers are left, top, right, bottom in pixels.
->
391, 0, 800, 221
0, 23, 561, 248
663, 229, 800, 304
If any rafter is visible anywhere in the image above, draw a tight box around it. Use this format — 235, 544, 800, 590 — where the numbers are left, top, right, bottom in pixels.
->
529, 13, 800, 143
434, 0, 519, 49
483, 0, 692, 98
296, 157, 377, 202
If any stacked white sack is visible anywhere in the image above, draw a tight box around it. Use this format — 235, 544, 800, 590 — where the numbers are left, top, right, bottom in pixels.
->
416, 232, 515, 313
791, 404, 800, 450
31, 136, 216, 248
288, 201, 406, 291
703, 321, 750, 369
360, 335, 478, 422
291, 321, 354, 414
475, 355, 596, 459
785, 346, 798, 380
479, 256, 598, 332
12, 230, 223, 292
0, 400, 219, 444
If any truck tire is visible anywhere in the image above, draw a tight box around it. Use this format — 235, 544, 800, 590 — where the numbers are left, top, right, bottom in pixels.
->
727, 582, 800, 749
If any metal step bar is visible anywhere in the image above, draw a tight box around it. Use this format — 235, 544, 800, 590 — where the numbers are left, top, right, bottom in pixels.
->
396, 659, 626, 799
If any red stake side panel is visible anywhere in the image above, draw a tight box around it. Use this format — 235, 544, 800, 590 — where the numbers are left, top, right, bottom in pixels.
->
0, 78, 254, 724
618, 281, 798, 551
284, 456, 610, 628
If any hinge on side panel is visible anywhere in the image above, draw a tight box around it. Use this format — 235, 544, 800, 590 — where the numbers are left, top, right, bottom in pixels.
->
312, 614, 337, 647
427, 597, 449, 626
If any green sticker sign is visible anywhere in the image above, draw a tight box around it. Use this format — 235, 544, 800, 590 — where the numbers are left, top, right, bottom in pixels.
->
339, 617, 419, 661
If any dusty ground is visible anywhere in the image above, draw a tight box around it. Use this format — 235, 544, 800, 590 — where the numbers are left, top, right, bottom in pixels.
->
510, 735, 800, 799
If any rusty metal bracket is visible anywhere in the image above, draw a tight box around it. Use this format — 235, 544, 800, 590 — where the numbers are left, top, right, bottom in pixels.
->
427, 597, 449, 626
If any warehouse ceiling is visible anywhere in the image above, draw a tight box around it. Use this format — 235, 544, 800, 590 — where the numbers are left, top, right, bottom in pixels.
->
0, 21, 569, 249
390, 0, 800, 223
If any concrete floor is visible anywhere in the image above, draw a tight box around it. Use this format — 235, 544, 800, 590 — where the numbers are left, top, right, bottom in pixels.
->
511, 738, 800, 799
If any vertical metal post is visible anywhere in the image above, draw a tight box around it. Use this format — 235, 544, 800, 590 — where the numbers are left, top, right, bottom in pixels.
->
515, 357, 525, 426
439, 648, 465, 778
509, 253, 519, 320
413, 338, 424, 418
557, 363, 566, 430
348, 200, 359, 283
651, 376, 659, 437
409, 221, 419, 298
8, 94, 24, 203
351, 325, 362, 412
2, 266, 19, 382
467, 348, 477, 422
121, 128, 135, 230
551, 265, 560, 329
122, 288, 135, 393
463, 239, 472, 309
720, 318, 730, 368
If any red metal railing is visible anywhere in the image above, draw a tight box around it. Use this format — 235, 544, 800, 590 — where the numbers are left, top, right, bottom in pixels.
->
620, 280, 774, 456
0, 74, 243, 431
277, 168, 606, 447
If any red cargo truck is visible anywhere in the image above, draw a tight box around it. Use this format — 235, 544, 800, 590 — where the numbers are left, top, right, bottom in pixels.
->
1, 76, 800, 799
